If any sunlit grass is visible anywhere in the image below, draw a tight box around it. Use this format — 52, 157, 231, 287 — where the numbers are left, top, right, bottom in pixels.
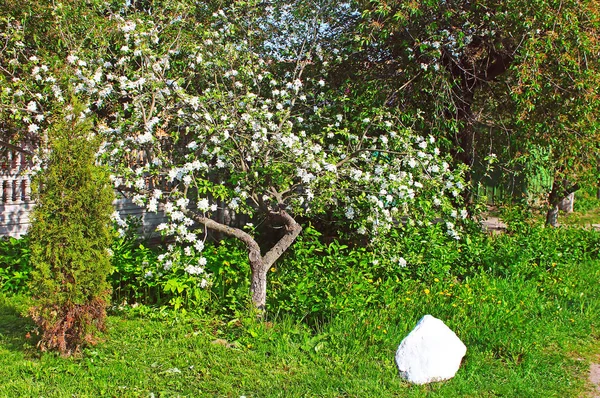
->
562, 207, 600, 227
2, 254, 600, 397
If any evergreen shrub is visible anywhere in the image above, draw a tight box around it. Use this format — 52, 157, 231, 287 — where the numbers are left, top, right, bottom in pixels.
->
28, 108, 114, 355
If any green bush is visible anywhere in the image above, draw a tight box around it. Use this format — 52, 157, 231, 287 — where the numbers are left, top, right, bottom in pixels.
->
268, 224, 460, 323
109, 226, 250, 316
109, 226, 163, 307
268, 222, 600, 324
573, 185, 600, 212
28, 109, 114, 356
0, 235, 31, 293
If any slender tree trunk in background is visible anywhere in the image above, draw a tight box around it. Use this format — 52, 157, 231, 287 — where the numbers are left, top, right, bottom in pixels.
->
558, 192, 574, 213
449, 76, 476, 206
440, 43, 514, 206
546, 181, 560, 227
597, 159, 600, 199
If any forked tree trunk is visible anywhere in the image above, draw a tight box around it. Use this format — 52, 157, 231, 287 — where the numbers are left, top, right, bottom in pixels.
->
558, 192, 574, 213
546, 177, 579, 227
189, 209, 302, 310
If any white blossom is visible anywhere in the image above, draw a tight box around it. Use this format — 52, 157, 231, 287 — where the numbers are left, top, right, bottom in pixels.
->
197, 198, 210, 212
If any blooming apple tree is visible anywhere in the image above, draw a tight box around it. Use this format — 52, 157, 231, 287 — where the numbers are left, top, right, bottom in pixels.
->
0, 17, 67, 157
5, 5, 466, 310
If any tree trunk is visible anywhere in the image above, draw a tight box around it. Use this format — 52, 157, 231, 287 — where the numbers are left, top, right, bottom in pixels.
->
188, 208, 302, 310
546, 177, 579, 226
451, 79, 476, 173
546, 178, 561, 227
440, 42, 514, 206
250, 267, 268, 311
546, 204, 560, 226
597, 159, 600, 199
558, 192, 574, 213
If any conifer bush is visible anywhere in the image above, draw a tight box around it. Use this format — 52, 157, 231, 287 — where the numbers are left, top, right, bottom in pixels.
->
28, 108, 114, 355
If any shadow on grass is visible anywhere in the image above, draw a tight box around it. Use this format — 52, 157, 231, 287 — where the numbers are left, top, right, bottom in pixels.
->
0, 297, 38, 354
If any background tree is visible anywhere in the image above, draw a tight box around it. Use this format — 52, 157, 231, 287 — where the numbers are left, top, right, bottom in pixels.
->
347, 0, 600, 222
508, 2, 600, 224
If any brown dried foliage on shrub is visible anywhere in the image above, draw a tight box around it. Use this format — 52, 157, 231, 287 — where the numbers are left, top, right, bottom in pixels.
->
29, 297, 108, 356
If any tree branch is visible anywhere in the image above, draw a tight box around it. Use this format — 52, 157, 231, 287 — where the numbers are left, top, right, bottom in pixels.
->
0, 139, 34, 156
262, 209, 302, 269
185, 210, 262, 264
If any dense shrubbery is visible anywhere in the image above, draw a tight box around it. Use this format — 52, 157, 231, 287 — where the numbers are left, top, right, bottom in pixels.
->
3, 216, 599, 327
574, 186, 600, 213
0, 236, 31, 294
269, 221, 600, 323
109, 229, 250, 315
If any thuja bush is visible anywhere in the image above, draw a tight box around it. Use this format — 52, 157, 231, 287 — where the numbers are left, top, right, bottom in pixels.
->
28, 110, 114, 356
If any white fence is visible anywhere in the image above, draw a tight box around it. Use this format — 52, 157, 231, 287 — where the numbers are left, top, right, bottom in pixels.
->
1, 147, 248, 238
1, 149, 34, 237
0, 147, 168, 238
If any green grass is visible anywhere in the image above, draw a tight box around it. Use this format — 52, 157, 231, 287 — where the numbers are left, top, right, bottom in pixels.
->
2, 256, 600, 397
562, 207, 600, 227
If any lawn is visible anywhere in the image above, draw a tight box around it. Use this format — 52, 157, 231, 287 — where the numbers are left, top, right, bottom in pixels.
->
2, 253, 600, 397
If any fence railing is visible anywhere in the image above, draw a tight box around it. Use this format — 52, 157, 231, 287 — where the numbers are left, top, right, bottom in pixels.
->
1, 148, 34, 237
0, 145, 249, 238
1, 149, 33, 205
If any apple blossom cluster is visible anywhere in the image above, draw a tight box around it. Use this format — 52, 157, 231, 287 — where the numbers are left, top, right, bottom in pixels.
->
0, 19, 66, 170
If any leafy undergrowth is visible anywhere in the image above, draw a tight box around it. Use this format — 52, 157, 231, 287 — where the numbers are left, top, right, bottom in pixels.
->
2, 255, 600, 397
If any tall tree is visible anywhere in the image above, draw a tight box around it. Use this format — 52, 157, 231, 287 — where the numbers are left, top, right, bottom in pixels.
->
347, 0, 600, 220
68, 2, 466, 309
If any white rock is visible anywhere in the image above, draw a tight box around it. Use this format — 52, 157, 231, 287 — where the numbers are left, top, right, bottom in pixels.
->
395, 315, 466, 385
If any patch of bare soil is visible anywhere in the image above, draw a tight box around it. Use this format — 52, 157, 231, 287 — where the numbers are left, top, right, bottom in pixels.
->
588, 362, 600, 397
480, 216, 507, 234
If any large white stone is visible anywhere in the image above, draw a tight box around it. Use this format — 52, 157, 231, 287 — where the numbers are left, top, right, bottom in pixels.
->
395, 315, 467, 385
